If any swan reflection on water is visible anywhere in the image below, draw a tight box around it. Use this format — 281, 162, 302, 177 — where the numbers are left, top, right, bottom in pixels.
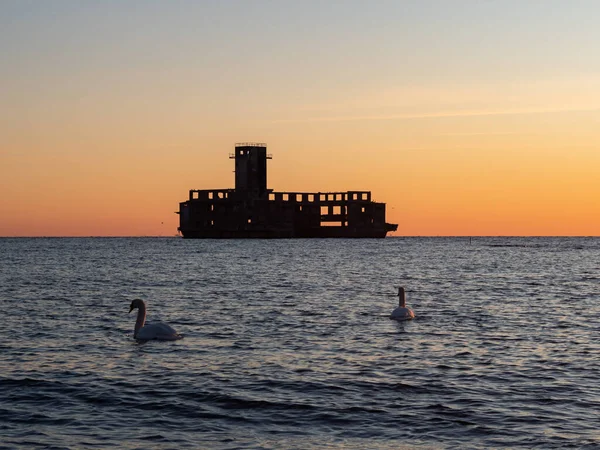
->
390, 286, 415, 321
129, 299, 183, 341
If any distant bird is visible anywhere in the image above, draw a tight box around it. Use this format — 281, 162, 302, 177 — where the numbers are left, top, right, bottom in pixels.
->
129, 299, 183, 341
390, 286, 415, 321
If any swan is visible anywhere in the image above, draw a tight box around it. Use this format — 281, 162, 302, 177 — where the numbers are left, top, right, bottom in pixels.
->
390, 286, 415, 321
129, 299, 183, 341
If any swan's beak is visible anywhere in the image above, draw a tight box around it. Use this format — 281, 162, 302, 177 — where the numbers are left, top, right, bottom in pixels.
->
129, 306, 134, 313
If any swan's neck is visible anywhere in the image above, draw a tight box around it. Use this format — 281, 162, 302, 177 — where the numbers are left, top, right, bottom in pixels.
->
398, 289, 406, 307
134, 304, 146, 338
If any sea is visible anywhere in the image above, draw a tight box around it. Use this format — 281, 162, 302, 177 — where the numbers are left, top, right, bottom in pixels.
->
1, 237, 599, 449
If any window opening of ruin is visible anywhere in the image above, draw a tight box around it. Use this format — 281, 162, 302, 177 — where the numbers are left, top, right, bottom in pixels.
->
320, 221, 343, 227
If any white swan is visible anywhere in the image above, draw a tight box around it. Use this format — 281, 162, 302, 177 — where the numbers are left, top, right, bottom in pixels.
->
390, 286, 415, 321
129, 299, 183, 341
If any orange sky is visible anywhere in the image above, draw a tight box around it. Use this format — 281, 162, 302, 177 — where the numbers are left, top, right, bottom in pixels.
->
2, 2, 599, 236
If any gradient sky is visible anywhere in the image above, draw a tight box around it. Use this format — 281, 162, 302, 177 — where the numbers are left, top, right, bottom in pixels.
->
2, 0, 599, 236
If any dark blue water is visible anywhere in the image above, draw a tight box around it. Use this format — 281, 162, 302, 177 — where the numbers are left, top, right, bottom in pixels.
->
1, 237, 599, 449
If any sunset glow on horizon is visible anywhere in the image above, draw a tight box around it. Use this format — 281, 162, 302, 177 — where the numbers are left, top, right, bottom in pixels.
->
2, 1, 600, 237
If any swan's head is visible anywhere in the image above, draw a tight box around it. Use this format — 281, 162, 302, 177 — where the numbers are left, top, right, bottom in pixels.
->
397, 286, 405, 296
129, 299, 145, 313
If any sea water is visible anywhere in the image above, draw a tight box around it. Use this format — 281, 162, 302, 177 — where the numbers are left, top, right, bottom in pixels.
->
1, 237, 599, 449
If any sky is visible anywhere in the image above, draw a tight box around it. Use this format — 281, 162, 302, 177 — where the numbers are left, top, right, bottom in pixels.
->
2, 0, 599, 236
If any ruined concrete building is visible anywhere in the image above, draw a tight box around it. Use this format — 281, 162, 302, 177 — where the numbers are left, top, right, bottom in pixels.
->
177, 143, 398, 238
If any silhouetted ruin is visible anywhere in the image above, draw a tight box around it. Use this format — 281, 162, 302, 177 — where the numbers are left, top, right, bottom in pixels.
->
177, 143, 398, 238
